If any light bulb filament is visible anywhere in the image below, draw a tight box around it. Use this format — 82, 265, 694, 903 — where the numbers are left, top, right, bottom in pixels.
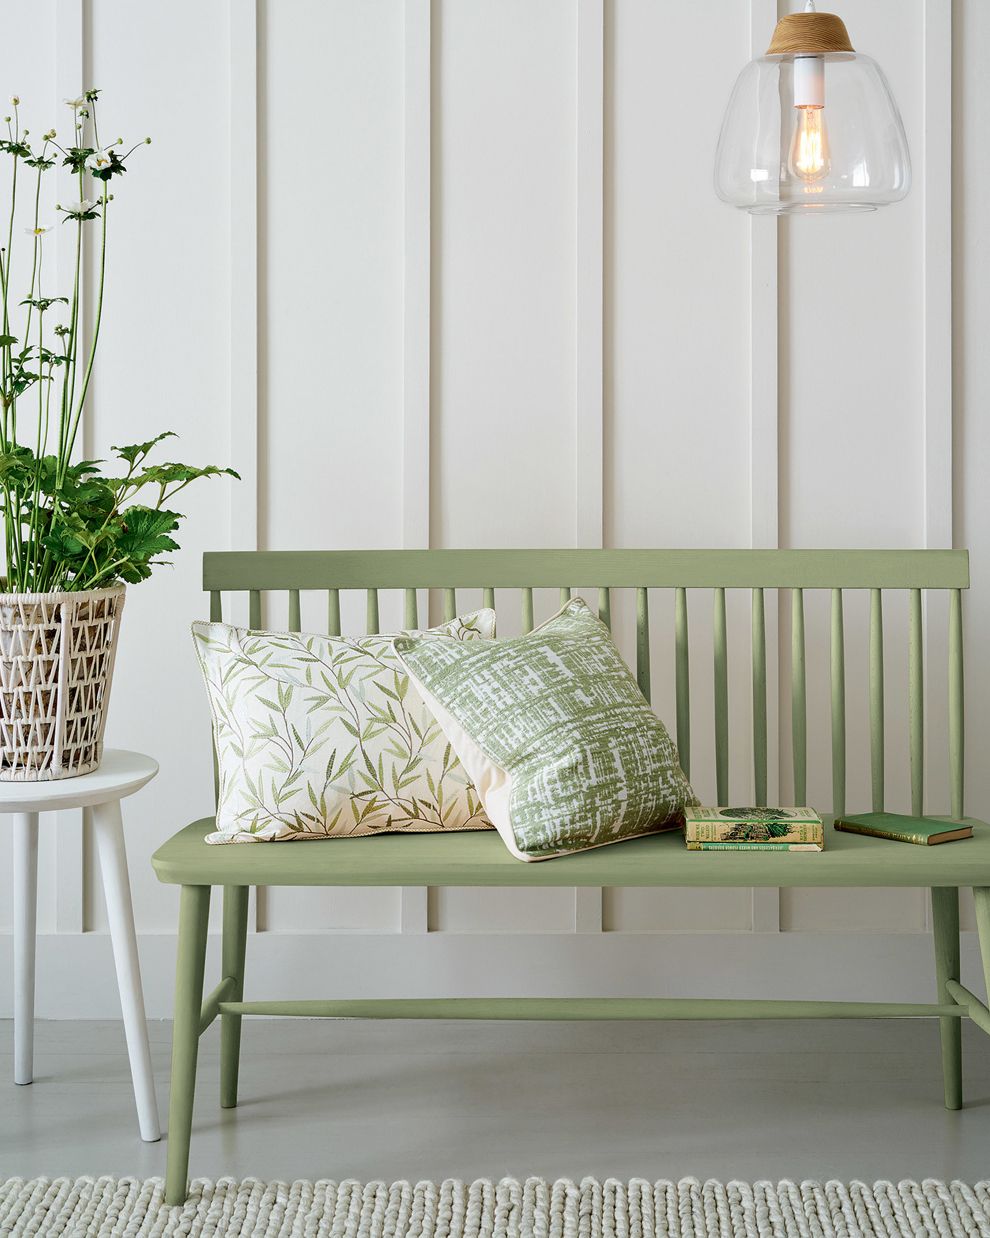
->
794, 106, 828, 180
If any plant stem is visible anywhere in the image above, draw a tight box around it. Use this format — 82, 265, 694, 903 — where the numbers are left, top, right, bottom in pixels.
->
58, 135, 88, 472
62, 183, 107, 479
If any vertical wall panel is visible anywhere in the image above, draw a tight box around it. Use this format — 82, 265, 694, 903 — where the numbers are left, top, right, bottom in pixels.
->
431, 0, 576, 549
779, 0, 929, 934
259, 0, 404, 931
605, 0, 752, 933
0, 1, 58, 932
781, 2, 926, 551
261, 1, 404, 558
85, 0, 230, 932
606, 0, 750, 550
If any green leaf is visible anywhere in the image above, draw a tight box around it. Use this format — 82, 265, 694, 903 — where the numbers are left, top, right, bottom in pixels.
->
111, 431, 177, 465
114, 505, 181, 558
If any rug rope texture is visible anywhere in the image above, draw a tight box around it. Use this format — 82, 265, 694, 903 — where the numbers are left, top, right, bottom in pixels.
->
3, 1176, 990, 1238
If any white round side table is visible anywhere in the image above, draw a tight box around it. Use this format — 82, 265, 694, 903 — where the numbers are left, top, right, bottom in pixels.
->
6, 748, 161, 1142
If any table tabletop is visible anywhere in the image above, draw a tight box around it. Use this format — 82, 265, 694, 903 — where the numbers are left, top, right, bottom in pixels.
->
0, 749, 158, 813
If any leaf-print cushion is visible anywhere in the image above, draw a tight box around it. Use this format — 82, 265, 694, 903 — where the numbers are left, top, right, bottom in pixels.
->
395, 598, 695, 862
193, 610, 496, 843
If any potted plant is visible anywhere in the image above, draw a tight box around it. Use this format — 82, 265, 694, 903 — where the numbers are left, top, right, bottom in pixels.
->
0, 90, 236, 780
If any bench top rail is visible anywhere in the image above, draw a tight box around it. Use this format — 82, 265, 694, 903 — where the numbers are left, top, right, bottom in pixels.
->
203, 548, 970, 593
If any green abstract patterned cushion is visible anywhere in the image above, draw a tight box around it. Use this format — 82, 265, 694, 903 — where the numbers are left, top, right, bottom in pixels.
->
395, 598, 695, 861
193, 611, 496, 844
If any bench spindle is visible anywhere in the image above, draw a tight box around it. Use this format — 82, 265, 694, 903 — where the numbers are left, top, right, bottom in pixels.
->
909, 588, 924, 816
443, 588, 457, 623
483, 587, 496, 611
950, 587, 964, 819
752, 587, 768, 806
404, 588, 419, 630
288, 589, 301, 633
792, 588, 807, 805
830, 588, 846, 818
598, 588, 611, 630
713, 587, 729, 803
559, 586, 571, 607
636, 587, 651, 703
521, 588, 534, 633
870, 588, 885, 812
675, 587, 691, 779
249, 590, 262, 629
327, 589, 341, 637
209, 592, 223, 802
366, 588, 380, 636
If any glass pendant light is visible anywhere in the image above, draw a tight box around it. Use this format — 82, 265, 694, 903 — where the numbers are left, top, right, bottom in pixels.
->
714, 1, 911, 214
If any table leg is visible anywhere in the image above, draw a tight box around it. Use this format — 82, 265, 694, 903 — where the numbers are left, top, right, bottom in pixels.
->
13, 812, 39, 1086
92, 798, 161, 1142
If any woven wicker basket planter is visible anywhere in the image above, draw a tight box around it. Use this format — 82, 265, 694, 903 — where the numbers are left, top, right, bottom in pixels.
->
0, 585, 125, 781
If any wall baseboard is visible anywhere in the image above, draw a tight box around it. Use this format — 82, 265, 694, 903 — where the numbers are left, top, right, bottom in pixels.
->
0, 930, 984, 1021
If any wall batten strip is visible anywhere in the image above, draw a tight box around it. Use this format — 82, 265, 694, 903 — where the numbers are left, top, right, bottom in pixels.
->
229, 0, 262, 931
575, 0, 605, 548
400, 0, 433, 933
54, 0, 86, 935
573, 0, 605, 933
920, 0, 952, 929
229, 0, 259, 554
749, 0, 781, 935
922, 0, 952, 553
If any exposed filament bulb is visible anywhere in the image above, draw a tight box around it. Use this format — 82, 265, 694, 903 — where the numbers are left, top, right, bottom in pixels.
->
788, 55, 831, 185
791, 106, 830, 181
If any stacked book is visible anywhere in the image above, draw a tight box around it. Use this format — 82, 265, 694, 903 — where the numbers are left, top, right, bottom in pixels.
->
685, 806, 824, 852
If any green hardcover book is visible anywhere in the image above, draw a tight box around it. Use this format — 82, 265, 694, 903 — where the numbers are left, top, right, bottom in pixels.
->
685, 841, 823, 852
833, 812, 973, 846
684, 806, 823, 845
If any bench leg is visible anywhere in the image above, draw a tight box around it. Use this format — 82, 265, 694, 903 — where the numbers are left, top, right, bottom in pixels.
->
220, 885, 249, 1109
973, 887, 990, 1023
931, 887, 962, 1110
165, 884, 211, 1206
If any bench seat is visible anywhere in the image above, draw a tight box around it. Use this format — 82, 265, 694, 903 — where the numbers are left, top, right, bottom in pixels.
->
153, 816, 990, 889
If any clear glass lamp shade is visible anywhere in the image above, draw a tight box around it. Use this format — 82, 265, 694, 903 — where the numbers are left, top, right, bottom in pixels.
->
714, 54, 911, 214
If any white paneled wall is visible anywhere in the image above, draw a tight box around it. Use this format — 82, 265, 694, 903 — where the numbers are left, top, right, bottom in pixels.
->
1, 0, 988, 1017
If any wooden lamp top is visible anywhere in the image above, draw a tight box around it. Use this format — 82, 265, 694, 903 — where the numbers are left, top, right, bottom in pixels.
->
766, 12, 854, 56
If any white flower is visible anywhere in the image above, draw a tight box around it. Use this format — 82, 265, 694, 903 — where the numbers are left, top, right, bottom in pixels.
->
85, 148, 114, 173
9, 95, 19, 106
24, 225, 52, 238
63, 96, 85, 109
62, 199, 96, 217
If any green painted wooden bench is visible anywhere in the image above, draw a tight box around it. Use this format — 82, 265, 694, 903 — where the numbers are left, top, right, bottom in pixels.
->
152, 548, 990, 1204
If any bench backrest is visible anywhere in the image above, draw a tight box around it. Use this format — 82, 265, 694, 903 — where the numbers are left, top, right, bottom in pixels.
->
203, 548, 969, 819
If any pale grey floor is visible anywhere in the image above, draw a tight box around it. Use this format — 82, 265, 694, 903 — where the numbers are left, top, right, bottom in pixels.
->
2, 1019, 990, 1184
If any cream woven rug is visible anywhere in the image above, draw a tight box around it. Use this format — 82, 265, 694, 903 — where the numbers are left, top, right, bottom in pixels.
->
3, 1176, 990, 1237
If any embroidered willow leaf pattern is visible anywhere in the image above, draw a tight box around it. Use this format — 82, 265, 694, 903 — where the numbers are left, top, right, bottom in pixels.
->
193, 610, 495, 844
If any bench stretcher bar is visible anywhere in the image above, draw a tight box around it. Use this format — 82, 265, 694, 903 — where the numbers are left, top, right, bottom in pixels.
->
211, 997, 966, 1022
